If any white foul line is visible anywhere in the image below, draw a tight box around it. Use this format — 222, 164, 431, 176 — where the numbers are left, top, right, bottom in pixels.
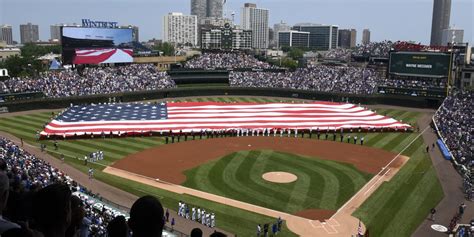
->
329, 126, 429, 219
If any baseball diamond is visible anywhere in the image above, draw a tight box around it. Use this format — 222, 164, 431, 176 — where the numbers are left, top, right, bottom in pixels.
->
0, 96, 448, 237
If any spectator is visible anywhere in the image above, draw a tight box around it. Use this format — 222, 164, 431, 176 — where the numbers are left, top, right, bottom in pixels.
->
66, 195, 86, 237
210, 231, 227, 237
32, 183, 72, 237
0, 171, 20, 234
107, 216, 129, 237
128, 195, 165, 237
190, 227, 203, 237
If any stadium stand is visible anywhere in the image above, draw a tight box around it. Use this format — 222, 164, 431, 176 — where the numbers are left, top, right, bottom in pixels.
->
434, 90, 473, 166
0, 137, 176, 236
433, 89, 473, 202
1, 64, 175, 98
352, 41, 394, 57
184, 52, 277, 69
229, 65, 381, 95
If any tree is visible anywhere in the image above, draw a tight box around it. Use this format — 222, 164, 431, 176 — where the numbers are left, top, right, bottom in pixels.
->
288, 48, 304, 60
152, 42, 175, 56
280, 58, 298, 70
2, 55, 29, 77
281, 46, 291, 52
21, 43, 61, 58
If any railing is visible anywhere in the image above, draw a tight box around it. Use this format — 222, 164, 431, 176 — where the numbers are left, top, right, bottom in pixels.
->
431, 102, 466, 171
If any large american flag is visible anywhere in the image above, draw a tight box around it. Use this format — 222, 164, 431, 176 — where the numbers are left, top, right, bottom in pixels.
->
41, 102, 411, 137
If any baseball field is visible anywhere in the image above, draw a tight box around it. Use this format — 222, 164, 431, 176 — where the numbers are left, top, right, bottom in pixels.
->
0, 96, 443, 236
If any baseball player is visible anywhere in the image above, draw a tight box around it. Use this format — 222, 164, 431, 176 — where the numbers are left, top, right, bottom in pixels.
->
192, 207, 196, 221
197, 207, 201, 221
201, 210, 206, 225
206, 213, 211, 226
211, 213, 215, 227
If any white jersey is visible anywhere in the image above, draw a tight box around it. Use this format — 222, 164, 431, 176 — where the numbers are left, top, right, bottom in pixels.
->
201, 211, 206, 225
211, 214, 215, 227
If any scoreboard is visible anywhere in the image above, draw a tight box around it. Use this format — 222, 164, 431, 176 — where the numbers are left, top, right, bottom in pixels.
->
389, 52, 451, 77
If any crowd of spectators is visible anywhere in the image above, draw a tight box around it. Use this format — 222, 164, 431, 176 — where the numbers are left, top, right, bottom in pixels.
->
1, 64, 176, 98
0, 137, 133, 236
434, 90, 473, 167
392, 41, 450, 53
0, 137, 186, 237
379, 78, 447, 89
324, 48, 352, 61
184, 52, 276, 69
230, 65, 382, 95
352, 41, 394, 57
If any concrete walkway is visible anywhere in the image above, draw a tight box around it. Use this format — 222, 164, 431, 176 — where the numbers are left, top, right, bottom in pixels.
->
412, 113, 473, 237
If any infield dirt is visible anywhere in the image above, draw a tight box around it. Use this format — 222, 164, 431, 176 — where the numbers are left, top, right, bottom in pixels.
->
112, 136, 401, 184
107, 136, 409, 236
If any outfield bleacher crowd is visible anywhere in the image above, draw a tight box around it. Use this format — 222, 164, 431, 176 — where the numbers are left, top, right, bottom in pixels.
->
0, 137, 187, 237
229, 65, 381, 95
184, 52, 277, 69
1, 64, 175, 98
352, 41, 394, 57
324, 48, 352, 61
379, 78, 447, 89
434, 90, 473, 167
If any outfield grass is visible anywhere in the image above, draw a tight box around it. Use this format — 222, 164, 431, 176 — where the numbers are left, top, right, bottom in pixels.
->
183, 150, 372, 213
0, 97, 443, 237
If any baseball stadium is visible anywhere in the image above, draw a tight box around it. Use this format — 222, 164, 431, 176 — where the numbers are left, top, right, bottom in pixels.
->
0, 10, 473, 237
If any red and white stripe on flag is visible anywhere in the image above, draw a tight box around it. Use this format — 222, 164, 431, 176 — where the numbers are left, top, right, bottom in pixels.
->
41, 102, 411, 137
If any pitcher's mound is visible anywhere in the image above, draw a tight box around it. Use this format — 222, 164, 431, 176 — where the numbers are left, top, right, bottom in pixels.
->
262, 172, 297, 183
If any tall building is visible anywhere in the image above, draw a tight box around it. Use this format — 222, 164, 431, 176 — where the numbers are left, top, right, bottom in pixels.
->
20, 23, 39, 44
278, 31, 310, 48
241, 3, 269, 49
191, 0, 223, 19
273, 21, 291, 47
362, 29, 371, 45
349, 29, 357, 48
0, 25, 13, 45
292, 24, 338, 50
430, 0, 451, 46
191, 0, 207, 18
441, 27, 464, 45
207, 0, 223, 18
338, 29, 350, 48
50, 24, 62, 41
163, 12, 197, 46
338, 29, 357, 48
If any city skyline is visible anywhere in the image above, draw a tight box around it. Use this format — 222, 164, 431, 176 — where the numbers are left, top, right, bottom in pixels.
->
0, 0, 472, 45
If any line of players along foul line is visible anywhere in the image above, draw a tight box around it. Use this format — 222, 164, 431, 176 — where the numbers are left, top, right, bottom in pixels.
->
40, 101, 412, 138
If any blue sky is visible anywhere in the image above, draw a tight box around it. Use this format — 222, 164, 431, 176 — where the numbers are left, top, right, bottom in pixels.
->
1, 0, 472, 45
